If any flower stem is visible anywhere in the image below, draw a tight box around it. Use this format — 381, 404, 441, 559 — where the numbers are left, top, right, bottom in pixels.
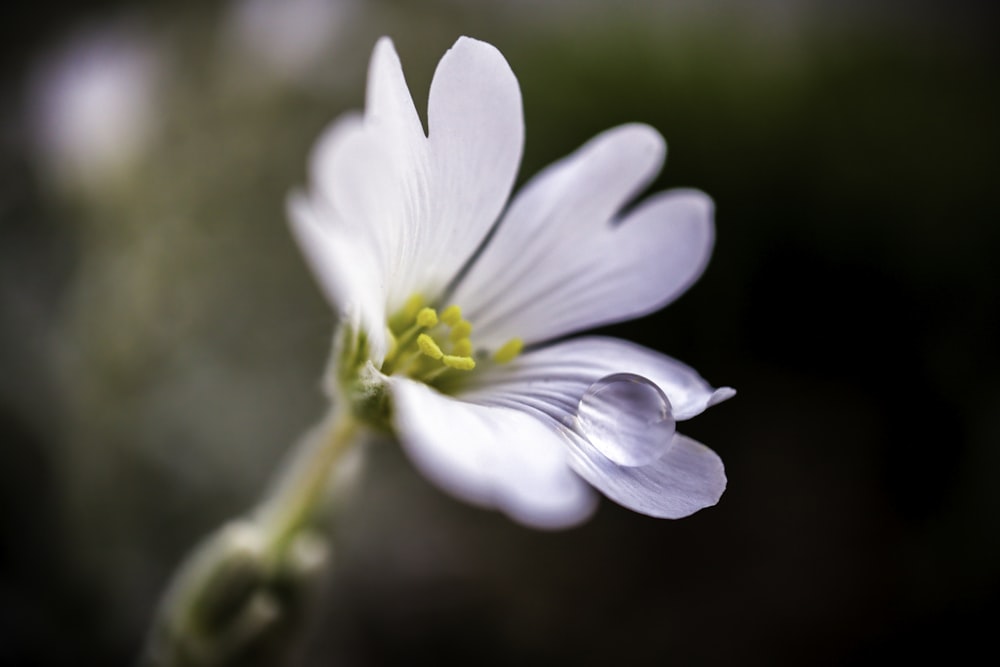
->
255, 406, 361, 564
140, 406, 363, 667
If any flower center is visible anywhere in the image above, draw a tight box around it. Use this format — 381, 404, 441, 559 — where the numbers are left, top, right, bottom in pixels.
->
380, 293, 523, 385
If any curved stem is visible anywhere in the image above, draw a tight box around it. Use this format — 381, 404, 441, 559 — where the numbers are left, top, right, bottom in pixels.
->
255, 406, 361, 565
139, 406, 364, 667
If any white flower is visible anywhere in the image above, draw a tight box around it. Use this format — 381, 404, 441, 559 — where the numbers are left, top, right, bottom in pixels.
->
28, 24, 162, 189
289, 36, 734, 529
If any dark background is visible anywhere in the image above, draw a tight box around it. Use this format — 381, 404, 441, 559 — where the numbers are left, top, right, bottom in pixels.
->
2, 1, 997, 665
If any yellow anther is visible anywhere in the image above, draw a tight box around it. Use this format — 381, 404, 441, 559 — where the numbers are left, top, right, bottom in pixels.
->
441, 305, 463, 326
493, 338, 524, 364
416, 307, 439, 328
417, 334, 444, 360
442, 355, 476, 371
449, 320, 472, 341
451, 338, 473, 357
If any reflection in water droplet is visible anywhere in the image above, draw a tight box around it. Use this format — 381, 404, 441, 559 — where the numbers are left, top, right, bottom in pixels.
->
575, 373, 676, 467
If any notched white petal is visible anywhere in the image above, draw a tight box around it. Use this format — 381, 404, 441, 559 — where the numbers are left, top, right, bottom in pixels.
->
465, 336, 734, 424
417, 36, 524, 301
455, 123, 713, 347
305, 37, 525, 315
286, 192, 389, 362
566, 431, 726, 519
389, 377, 596, 529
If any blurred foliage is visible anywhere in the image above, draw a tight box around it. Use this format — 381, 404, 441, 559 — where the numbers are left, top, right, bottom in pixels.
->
1, 1, 998, 665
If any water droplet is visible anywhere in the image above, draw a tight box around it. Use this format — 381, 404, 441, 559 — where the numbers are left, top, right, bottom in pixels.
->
575, 373, 675, 467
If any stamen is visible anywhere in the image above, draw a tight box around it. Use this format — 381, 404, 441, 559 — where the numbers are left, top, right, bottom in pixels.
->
449, 320, 472, 341
417, 334, 444, 360
416, 307, 439, 328
442, 355, 476, 371
441, 305, 462, 327
383, 293, 516, 383
451, 338, 473, 357
493, 338, 523, 364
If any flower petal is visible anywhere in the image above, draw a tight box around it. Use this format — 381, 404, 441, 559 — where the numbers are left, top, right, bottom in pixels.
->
451, 123, 713, 347
565, 430, 726, 519
302, 37, 523, 317
452, 334, 731, 518
460, 336, 734, 422
388, 376, 596, 529
287, 190, 390, 361
421, 36, 524, 299
365, 37, 425, 154
308, 39, 426, 313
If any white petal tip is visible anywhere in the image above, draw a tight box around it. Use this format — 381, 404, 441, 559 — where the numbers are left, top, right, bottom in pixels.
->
373, 35, 395, 53
708, 387, 737, 408
614, 122, 667, 162
451, 35, 498, 54
669, 187, 716, 217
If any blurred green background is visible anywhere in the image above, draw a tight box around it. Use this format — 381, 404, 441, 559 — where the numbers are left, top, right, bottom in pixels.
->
2, 0, 997, 665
